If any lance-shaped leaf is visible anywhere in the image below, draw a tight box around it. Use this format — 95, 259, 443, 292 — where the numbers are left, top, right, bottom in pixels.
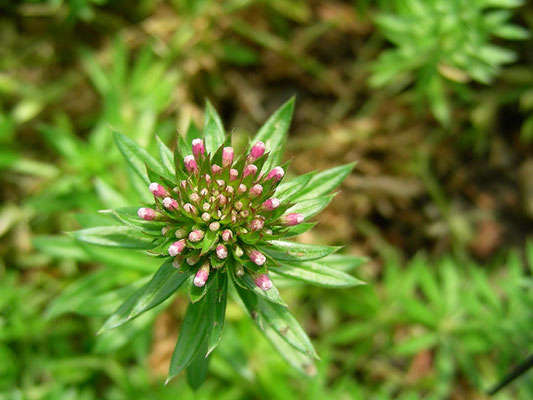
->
203, 100, 225, 153
252, 97, 295, 169
156, 135, 175, 176
71, 226, 155, 249
101, 207, 165, 234
286, 194, 335, 220
167, 296, 210, 382
270, 260, 365, 288
274, 171, 316, 201
206, 273, 227, 356
318, 254, 368, 272
282, 222, 317, 238
292, 162, 356, 201
259, 240, 341, 262
114, 131, 172, 183
128, 259, 189, 320
186, 339, 210, 390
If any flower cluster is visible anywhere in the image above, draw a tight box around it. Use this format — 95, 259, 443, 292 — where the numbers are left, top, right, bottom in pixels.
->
137, 139, 302, 290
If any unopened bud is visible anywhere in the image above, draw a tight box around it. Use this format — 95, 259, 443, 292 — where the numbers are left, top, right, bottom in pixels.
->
237, 184, 247, 194
175, 228, 187, 238
149, 182, 169, 198
194, 263, 210, 287
183, 203, 197, 214
222, 147, 234, 167
169, 239, 186, 256
161, 226, 171, 236
255, 274, 272, 291
263, 198, 280, 211
189, 230, 204, 242
211, 164, 222, 175
162, 197, 179, 211
235, 264, 245, 277
230, 169, 239, 181
282, 213, 304, 226
190, 193, 200, 202
240, 210, 250, 218
235, 246, 244, 257
192, 138, 205, 158
186, 254, 200, 265
216, 179, 225, 188
209, 221, 220, 231
217, 194, 227, 205
202, 203, 210, 211
200, 188, 208, 196
221, 229, 233, 242
201, 212, 211, 222
249, 250, 266, 266
172, 257, 181, 269
249, 141, 266, 161
267, 166, 284, 182
204, 174, 211, 184
137, 207, 156, 221
249, 184, 263, 197
180, 180, 187, 189
250, 218, 264, 231
216, 244, 228, 259
184, 155, 198, 173
243, 164, 258, 178
234, 201, 243, 211
226, 185, 234, 194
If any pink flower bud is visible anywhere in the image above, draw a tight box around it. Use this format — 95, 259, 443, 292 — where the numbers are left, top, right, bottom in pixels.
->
192, 138, 205, 158
184, 155, 198, 173
162, 197, 179, 210
255, 274, 272, 291
217, 194, 227, 205
204, 174, 211, 184
149, 182, 169, 198
200, 188, 208, 196
189, 230, 204, 242
267, 166, 284, 182
194, 263, 210, 287
211, 164, 222, 175
137, 207, 156, 221
209, 221, 220, 231
175, 228, 187, 238
202, 203, 210, 211
226, 186, 234, 194
222, 147, 234, 168
161, 226, 171, 236
230, 169, 239, 181
235, 246, 244, 257
180, 180, 187, 189
190, 193, 200, 202
221, 229, 233, 242
183, 203, 196, 214
201, 212, 211, 222
263, 198, 280, 211
250, 218, 264, 231
240, 210, 250, 218
216, 244, 228, 259
243, 164, 258, 178
282, 213, 304, 226
249, 250, 266, 266
168, 239, 186, 256
237, 184, 247, 194
249, 184, 263, 197
234, 200, 243, 211
249, 141, 266, 161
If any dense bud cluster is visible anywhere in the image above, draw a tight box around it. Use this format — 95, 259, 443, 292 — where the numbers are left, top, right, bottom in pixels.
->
138, 139, 303, 290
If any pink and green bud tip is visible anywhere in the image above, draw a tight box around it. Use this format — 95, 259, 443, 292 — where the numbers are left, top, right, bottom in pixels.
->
137, 207, 156, 221
162, 197, 179, 211
221, 229, 233, 242
184, 155, 198, 173
216, 244, 228, 259
189, 229, 204, 242
194, 263, 210, 287
249, 141, 265, 161
230, 169, 238, 181
222, 147, 234, 168
249, 250, 266, 266
249, 184, 263, 197
255, 274, 272, 291
149, 182, 169, 198
168, 239, 186, 256
250, 218, 264, 231
267, 166, 284, 182
243, 164, 258, 178
263, 198, 280, 211
282, 213, 304, 226
192, 138, 205, 158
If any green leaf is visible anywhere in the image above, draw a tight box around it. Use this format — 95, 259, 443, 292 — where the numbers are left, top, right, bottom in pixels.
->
102, 207, 165, 234
271, 261, 365, 288
201, 229, 218, 255
189, 272, 216, 303
114, 131, 172, 184
275, 171, 316, 201
203, 100, 225, 153
167, 297, 210, 382
128, 259, 189, 320
71, 226, 155, 249
292, 163, 355, 201
156, 135, 175, 176
257, 299, 318, 358
281, 222, 317, 238
260, 240, 341, 262
319, 254, 367, 272
206, 273, 227, 356
252, 97, 295, 169
186, 339, 210, 390
286, 194, 335, 219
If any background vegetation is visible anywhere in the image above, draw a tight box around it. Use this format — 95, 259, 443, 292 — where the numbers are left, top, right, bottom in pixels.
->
1, 0, 532, 398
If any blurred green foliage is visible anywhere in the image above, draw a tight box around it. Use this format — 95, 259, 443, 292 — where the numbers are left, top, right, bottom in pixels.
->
1, 0, 532, 398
